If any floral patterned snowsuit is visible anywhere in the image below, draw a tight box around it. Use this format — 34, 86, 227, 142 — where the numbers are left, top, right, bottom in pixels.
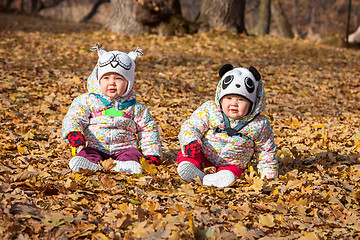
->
178, 79, 277, 179
62, 66, 162, 159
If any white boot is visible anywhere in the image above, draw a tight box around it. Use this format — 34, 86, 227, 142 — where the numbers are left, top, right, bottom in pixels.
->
177, 161, 205, 182
112, 160, 142, 174
203, 170, 236, 188
69, 156, 103, 172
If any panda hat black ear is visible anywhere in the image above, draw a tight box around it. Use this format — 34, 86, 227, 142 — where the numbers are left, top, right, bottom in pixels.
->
219, 64, 234, 78
249, 66, 261, 81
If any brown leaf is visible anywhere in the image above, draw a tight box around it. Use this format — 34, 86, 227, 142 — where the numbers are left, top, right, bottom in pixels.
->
100, 175, 116, 189
101, 158, 117, 171
11, 171, 32, 182
64, 178, 77, 191
117, 215, 132, 230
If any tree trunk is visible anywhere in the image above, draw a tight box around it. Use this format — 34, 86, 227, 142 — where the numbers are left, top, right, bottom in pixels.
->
197, 0, 246, 33
107, 0, 189, 36
271, 0, 294, 38
107, 0, 145, 35
255, 0, 271, 35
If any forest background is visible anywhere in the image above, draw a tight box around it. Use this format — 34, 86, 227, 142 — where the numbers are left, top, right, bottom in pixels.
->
0, 0, 360, 239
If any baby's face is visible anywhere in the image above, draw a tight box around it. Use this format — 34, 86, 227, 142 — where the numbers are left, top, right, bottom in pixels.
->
220, 95, 251, 119
99, 72, 128, 99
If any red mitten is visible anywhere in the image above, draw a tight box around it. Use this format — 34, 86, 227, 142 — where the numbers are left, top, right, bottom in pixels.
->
145, 155, 160, 166
184, 140, 201, 158
67, 132, 85, 147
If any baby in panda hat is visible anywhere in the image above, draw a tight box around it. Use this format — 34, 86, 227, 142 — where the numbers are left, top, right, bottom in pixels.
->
62, 44, 162, 173
177, 64, 278, 188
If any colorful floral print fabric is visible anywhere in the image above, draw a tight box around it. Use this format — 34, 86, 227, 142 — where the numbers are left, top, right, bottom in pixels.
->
178, 78, 277, 179
62, 66, 162, 157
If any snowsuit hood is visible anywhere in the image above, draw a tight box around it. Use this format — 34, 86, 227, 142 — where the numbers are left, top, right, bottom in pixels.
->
215, 65, 267, 123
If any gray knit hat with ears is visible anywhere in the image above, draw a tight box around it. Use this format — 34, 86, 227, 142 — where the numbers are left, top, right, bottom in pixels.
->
90, 43, 143, 97
218, 64, 261, 114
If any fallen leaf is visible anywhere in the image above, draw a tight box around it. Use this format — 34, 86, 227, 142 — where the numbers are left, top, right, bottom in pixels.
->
259, 214, 275, 227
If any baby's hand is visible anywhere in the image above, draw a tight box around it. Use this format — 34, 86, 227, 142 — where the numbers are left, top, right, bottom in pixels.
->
185, 141, 201, 158
145, 155, 160, 166
67, 132, 86, 147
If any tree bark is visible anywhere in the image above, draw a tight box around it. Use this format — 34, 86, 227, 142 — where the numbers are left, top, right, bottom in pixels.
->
271, 0, 294, 38
107, 0, 145, 35
81, 0, 110, 23
107, 0, 188, 35
255, 0, 271, 35
197, 0, 246, 33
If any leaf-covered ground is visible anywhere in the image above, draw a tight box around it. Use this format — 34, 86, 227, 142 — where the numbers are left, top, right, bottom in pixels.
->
1, 13, 360, 239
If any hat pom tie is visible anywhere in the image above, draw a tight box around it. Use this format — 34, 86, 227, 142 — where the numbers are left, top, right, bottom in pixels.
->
90, 43, 102, 52
128, 48, 143, 61
90, 43, 107, 57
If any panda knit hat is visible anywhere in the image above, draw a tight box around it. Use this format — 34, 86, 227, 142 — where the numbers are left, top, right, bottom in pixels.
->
218, 64, 261, 114
90, 44, 143, 97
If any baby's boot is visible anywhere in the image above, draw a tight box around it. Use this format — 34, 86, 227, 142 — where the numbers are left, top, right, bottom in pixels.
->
113, 160, 142, 174
203, 170, 236, 188
69, 156, 103, 172
177, 161, 205, 182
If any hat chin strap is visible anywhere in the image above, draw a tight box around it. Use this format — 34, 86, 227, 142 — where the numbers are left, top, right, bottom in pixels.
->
121, 81, 133, 97
247, 102, 254, 115
221, 111, 247, 135
215, 107, 257, 137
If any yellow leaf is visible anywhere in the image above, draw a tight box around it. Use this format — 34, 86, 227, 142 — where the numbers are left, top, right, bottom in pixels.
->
259, 214, 275, 227
148, 201, 159, 214
92, 232, 109, 240
132, 220, 150, 238
275, 214, 285, 226
140, 157, 157, 174
312, 123, 324, 129
298, 232, 319, 240
353, 190, 360, 200
73, 173, 84, 181
17, 146, 27, 154
179, 184, 195, 196
354, 141, 360, 151
68, 193, 82, 201
198, 87, 205, 92
188, 213, 194, 234
174, 203, 188, 214
232, 222, 248, 237
72, 76, 81, 84
248, 178, 263, 192
23, 131, 35, 141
